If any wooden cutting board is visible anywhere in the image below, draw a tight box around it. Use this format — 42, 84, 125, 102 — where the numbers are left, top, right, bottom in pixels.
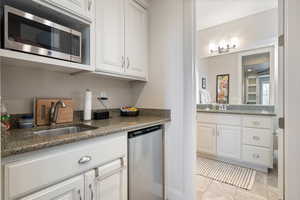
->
35, 98, 74, 126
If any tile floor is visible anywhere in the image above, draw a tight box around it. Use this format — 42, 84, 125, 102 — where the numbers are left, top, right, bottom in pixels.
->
196, 157, 281, 200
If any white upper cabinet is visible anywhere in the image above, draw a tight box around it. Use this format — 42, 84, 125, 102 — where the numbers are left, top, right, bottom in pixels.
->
40, 0, 93, 20
95, 0, 125, 75
217, 125, 241, 160
197, 123, 217, 155
20, 175, 84, 200
125, 0, 148, 79
95, 0, 148, 80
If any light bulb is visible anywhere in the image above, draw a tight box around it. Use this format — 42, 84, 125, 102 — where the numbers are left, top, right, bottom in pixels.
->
218, 40, 227, 49
209, 43, 217, 53
230, 37, 239, 48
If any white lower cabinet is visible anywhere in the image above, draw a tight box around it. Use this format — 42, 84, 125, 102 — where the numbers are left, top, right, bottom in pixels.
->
2, 133, 127, 200
217, 125, 241, 160
20, 175, 84, 200
197, 123, 217, 155
95, 158, 127, 200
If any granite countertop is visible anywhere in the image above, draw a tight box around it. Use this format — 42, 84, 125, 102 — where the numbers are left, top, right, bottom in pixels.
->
197, 108, 276, 116
2, 114, 170, 158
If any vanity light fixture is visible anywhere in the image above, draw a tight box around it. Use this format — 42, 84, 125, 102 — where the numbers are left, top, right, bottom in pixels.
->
209, 38, 239, 54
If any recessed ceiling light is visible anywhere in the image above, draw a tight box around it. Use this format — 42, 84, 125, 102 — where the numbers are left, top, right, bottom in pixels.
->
247, 69, 253, 72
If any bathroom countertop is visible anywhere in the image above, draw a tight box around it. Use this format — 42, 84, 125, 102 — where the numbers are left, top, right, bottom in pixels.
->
2, 114, 170, 158
197, 108, 276, 116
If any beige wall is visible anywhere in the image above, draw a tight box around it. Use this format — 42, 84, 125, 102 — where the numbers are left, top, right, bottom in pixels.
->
197, 8, 278, 58
200, 54, 240, 104
1, 65, 134, 114
197, 8, 278, 104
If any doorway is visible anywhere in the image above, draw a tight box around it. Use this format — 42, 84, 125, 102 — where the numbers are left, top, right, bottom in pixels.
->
194, 0, 284, 199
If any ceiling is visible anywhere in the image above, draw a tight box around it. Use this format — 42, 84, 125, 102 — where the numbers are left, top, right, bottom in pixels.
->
196, 0, 278, 30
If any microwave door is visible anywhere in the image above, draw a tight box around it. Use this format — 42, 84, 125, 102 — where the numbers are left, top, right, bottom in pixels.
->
4, 6, 76, 62
50, 26, 72, 61
71, 30, 82, 63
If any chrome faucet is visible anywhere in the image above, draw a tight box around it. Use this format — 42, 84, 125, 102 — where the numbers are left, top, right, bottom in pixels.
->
49, 100, 66, 126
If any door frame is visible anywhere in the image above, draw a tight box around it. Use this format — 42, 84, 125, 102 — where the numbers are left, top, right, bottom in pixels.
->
237, 46, 276, 105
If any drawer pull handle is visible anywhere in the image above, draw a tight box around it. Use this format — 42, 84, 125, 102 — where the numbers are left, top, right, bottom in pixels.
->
89, 184, 94, 200
78, 189, 82, 200
252, 154, 260, 159
253, 136, 260, 141
96, 157, 126, 181
252, 121, 260, 126
78, 156, 92, 164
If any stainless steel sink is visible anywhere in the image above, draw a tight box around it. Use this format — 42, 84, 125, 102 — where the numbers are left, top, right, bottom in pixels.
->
33, 124, 98, 136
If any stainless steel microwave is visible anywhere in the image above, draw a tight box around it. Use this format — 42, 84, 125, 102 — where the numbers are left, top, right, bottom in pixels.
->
4, 5, 82, 63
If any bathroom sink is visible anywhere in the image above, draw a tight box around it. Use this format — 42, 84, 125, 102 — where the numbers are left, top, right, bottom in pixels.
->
33, 124, 98, 136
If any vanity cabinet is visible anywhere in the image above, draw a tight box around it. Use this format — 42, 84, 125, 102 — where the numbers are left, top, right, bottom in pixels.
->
217, 125, 241, 160
197, 112, 274, 171
197, 123, 217, 155
2, 133, 127, 200
95, 0, 148, 80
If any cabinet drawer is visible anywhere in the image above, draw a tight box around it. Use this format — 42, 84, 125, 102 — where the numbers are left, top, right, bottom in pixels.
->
197, 113, 241, 126
243, 116, 273, 129
243, 128, 272, 148
3, 132, 127, 200
197, 113, 217, 123
242, 145, 272, 167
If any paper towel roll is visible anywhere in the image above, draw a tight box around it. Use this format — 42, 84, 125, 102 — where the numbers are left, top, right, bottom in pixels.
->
84, 89, 92, 121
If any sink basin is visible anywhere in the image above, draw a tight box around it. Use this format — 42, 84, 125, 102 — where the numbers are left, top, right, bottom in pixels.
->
33, 124, 98, 136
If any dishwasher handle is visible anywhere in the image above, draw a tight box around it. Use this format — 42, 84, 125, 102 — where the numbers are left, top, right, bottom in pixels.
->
128, 125, 162, 138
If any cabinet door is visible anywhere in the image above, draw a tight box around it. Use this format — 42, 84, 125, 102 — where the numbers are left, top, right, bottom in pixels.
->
95, 158, 127, 200
45, 0, 87, 17
84, 170, 96, 200
197, 123, 217, 155
125, 0, 148, 79
217, 125, 241, 160
20, 175, 84, 200
95, 0, 125, 74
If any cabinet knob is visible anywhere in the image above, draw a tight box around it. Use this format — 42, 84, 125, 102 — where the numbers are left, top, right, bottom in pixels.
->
253, 136, 260, 141
252, 121, 260, 126
78, 156, 92, 164
252, 153, 260, 159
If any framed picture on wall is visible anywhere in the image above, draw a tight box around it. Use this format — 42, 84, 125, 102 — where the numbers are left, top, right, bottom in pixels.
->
216, 74, 230, 104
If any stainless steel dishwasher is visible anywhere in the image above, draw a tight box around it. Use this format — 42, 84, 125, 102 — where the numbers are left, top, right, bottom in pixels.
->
128, 125, 164, 200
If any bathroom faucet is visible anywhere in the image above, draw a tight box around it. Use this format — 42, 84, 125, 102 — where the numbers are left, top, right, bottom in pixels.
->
49, 100, 66, 126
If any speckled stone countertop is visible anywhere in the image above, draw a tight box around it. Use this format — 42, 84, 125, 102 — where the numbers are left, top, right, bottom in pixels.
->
2, 113, 170, 158
197, 108, 276, 116
197, 104, 276, 116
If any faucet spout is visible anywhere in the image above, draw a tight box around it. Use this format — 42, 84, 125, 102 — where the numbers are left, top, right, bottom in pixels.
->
49, 100, 66, 126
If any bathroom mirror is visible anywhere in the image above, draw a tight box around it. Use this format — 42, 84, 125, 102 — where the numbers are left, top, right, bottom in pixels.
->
241, 50, 272, 104
197, 46, 275, 105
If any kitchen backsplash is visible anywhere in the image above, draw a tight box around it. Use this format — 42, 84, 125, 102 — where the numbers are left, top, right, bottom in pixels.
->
1, 65, 134, 114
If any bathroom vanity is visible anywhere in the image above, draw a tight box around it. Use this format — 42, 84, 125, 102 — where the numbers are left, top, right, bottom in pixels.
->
197, 107, 276, 172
